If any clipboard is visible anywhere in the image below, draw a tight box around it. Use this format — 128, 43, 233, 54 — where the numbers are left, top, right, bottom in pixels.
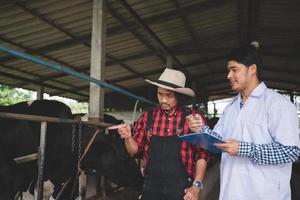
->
178, 129, 225, 154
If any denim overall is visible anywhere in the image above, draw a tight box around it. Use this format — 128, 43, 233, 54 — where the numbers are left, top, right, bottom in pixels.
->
142, 110, 192, 200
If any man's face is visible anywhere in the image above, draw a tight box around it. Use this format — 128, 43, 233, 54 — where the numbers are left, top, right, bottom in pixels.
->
157, 87, 177, 111
227, 60, 253, 92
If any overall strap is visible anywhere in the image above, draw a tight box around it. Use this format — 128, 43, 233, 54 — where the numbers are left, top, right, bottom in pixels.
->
146, 110, 154, 131
178, 107, 192, 131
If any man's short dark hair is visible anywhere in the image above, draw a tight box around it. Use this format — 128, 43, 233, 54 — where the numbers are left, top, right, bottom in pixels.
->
227, 45, 262, 80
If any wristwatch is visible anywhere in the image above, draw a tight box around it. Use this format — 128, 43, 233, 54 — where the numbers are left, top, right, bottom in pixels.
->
193, 180, 204, 190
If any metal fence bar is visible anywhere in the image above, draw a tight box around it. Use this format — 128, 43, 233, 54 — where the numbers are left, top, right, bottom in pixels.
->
36, 121, 47, 200
0, 112, 113, 127
0, 46, 158, 106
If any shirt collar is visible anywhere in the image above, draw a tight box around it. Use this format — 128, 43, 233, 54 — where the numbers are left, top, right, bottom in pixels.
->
235, 82, 267, 102
249, 82, 267, 97
160, 106, 180, 117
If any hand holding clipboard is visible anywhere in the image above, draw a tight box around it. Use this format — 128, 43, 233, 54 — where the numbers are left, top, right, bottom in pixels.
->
178, 125, 225, 154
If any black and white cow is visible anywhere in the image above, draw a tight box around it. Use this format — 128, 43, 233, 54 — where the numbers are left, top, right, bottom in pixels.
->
0, 100, 143, 200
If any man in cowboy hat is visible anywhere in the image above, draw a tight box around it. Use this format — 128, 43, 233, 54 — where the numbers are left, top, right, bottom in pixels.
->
110, 68, 210, 200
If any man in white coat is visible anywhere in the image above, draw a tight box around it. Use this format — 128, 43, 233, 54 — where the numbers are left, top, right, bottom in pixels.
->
214, 43, 300, 200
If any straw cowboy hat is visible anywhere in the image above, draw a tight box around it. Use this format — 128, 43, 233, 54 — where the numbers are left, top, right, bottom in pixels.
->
145, 68, 195, 97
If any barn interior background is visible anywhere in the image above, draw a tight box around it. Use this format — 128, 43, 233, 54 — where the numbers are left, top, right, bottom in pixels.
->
0, 0, 300, 199
0, 0, 299, 112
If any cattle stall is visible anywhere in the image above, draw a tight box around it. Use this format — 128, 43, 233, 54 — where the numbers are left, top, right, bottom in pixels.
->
0, 110, 111, 200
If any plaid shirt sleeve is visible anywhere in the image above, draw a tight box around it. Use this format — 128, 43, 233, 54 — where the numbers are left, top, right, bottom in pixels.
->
132, 111, 148, 154
192, 112, 211, 162
201, 125, 223, 140
238, 141, 300, 165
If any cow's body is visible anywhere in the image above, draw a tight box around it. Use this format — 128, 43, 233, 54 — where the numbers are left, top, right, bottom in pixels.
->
0, 102, 39, 199
0, 100, 143, 200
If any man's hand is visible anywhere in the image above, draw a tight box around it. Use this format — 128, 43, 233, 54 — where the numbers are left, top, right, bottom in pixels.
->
184, 186, 200, 200
215, 139, 239, 156
108, 123, 131, 139
186, 114, 204, 133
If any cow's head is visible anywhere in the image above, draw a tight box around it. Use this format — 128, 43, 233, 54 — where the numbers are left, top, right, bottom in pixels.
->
80, 115, 143, 191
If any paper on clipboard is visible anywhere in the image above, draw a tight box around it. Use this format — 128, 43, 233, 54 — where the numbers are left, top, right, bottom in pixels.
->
178, 126, 225, 154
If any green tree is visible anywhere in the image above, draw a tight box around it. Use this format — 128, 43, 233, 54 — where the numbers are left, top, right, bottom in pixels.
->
0, 85, 33, 105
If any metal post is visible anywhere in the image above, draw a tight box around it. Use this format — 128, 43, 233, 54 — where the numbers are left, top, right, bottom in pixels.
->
36, 121, 47, 200
89, 0, 106, 122
37, 86, 44, 100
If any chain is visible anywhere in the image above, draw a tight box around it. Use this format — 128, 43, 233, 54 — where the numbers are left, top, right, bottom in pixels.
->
78, 118, 82, 164
70, 117, 82, 198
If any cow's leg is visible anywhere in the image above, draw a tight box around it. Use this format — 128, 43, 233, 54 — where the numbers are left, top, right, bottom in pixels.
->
0, 150, 17, 200
49, 148, 77, 200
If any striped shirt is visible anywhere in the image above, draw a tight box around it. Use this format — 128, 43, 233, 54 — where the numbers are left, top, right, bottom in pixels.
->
132, 106, 210, 177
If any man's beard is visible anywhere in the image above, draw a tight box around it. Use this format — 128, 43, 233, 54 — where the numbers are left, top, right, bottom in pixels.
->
160, 103, 176, 113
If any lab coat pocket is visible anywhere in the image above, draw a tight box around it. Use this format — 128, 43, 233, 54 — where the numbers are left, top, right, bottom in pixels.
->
239, 169, 280, 200
243, 121, 272, 143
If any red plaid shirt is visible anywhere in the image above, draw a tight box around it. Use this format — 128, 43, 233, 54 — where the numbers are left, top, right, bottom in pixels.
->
133, 106, 210, 177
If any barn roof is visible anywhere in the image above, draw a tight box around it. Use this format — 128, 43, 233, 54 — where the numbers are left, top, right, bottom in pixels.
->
0, 0, 299, 109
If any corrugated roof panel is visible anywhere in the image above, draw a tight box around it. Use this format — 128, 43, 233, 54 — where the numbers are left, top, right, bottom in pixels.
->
107, 32, 152, 58
187, 63, 211, 75
45, 79, 77, 89
104, 65, 134, 80
25, 0, 63, 8
0, 10, 33, 27
129, 0, 174, 19
178, 0, 208, 7
0, 75, 23, 85
126, 56, 163, 73
117, 77, 146, 88
6, 57, 59, 76
50, 48, 89, 60
21, 36, 70, 50
260, 1, 300, 28
107, 32, 139, 46
0, 65, 38, 80
55, 75, 87, 85
31, 0, 89, 13
1, 17, 47, 36
150, 18, 192, 45
0, 4, 22, 18
0, 0, 299, 104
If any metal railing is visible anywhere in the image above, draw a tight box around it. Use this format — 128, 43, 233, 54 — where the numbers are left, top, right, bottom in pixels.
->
0, 111, 110, 200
